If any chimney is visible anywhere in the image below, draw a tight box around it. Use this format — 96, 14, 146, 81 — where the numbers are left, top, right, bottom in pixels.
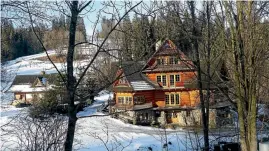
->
40, 71, 46, 75
155, 40, 162, 51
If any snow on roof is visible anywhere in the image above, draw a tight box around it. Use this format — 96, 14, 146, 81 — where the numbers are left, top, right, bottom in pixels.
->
130, 81, 155, 91
9, 85, 52, 92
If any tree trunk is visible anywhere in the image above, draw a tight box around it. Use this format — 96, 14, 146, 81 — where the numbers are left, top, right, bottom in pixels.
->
64, 109, 78, 151
64, 1, 79, 151
189, 2, 209, 151
223, 2, 258, 151
205, 1, 211, 131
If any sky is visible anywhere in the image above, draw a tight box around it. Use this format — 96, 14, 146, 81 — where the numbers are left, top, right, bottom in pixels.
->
2, 0, 201, 37
81, 0, 151, 36
81, 0, 202, 36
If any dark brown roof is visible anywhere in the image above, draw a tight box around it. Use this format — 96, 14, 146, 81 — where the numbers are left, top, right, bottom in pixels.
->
121, 61, 145, 82
156, 48, 179, 56
142, 39, 195, 72
143, 64, 195, 73
155, 40, 180, 56
119, 61, 159, 91
12, 73, 59, 85
12, 75, 38, 85
113, 87, 134, 92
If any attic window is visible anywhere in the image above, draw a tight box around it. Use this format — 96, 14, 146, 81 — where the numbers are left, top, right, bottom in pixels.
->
119, 77, 126, 84
169, 57, 178, 64
157, 58, 164, 65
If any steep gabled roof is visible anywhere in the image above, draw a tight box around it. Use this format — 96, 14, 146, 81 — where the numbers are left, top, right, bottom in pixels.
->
142, 39, 195, 72
11, 73, 58, 86
9, 73, 59, 93
12, 75, 38, 85
114, 61, 158, 91
121, 61, 156, 91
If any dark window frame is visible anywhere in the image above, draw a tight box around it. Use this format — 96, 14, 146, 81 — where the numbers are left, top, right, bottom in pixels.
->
118, 97, 124, 104
157, 76, 161, 83
170, 94, 175, 104
170, 75, 175, 86
165, 95, 169, 104
175, 74, 180, 82
175, 94, 180, 104
162, 75, 167, 86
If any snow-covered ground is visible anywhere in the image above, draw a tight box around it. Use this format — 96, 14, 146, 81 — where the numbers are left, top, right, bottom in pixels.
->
2, 51, 265, 151
0, 92, 191, 151
0, 52, 192, 150
1, 90, 241, 151
75, 95, 189, 151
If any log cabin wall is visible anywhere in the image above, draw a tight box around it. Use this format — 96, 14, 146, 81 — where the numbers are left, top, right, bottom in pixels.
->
154, 90, 165, 107
145, 71, 196, 88
144, 70, 199, 108
153, 90, 199, 108
133, 91, 155, 104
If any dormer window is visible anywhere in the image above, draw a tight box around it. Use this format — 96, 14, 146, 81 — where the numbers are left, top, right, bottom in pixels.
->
119, 77, 127, 84
169, 56, 178, 64
157, 58, 164, 65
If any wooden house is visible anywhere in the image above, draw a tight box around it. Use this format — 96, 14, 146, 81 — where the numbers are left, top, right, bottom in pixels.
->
111, 39, 232, 127
8, 72, 58, 106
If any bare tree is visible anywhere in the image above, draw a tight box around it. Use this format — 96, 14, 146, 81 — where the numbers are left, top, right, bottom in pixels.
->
1, 114, 67, 151
213, 1, 269, 150
86, 121, 133, 151
23, 1, 143, 150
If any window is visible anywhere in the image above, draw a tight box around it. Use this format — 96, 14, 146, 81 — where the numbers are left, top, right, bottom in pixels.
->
169, 57, 174, 64
165, 93, 180, 106
165, 95, 169, 104
170, 94, 174, 104
175, 94, 180, 104
125, 97, 132, 104
170, 75, 175, 86
169, 57, 178, 64
156, 75, 167, 86
118, 97, 132, 105
163, 58, 167, 65
174, 57, 178, 64
175, 75, 180, 82
118, 97, 124, 104
157, 76, 161, 83
157, 58, 161, 64
157, 58, 164, 65
162, 75, 166, 86
134, 96, 145, 105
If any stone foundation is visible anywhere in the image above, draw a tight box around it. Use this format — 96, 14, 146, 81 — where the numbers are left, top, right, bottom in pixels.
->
111, 107, 231, 128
